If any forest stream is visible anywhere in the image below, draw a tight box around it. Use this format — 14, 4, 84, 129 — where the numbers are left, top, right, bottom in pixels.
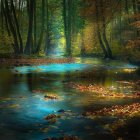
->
0, 58, 140, 140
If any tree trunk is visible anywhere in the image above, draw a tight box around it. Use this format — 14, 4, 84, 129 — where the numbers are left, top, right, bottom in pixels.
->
11, 0, 23, 54
80, 30, 86, 56
67, 0, 72, 56
1, 0, 11, 36
63, 0, 72, 56
24, 0, 34, 55
35, 0, 45, 54
45, 0, 51, 55
125, 0, 129, 14
102, 26, 113, 58
132, 0, 137, 14
137, 0, 140, 12
95, 0, 108, 58
33, 0, 37, 53
100, 0, 113, 58
4, 0, 20, 54
1, 0, 4, 48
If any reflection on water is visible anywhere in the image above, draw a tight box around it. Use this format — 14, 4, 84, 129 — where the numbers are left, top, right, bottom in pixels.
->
0, 58, 139, 140
13, 63, 92, 74
13, 58, 138, 74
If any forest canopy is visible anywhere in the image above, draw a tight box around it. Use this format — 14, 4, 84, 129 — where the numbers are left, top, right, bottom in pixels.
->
0, 0, 140, 61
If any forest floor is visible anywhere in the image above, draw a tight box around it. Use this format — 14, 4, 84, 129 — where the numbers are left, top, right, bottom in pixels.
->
0, 58, 75, 67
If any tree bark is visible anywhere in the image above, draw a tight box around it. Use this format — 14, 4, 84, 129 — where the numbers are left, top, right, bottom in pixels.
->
80, 30, 86, 56
125, 0, 129, 14
45, 0, 51, 55
100, 0, 113, 58
95, 0, 108, 58
1, 0, 11, 36
35, 0, 45, 54
4, 0, 20, 54
33, 0, 37, 53
63, 0, 72, 56
102, 25, 113, 58
24, 0, 34, 55
11, 0, 23, 54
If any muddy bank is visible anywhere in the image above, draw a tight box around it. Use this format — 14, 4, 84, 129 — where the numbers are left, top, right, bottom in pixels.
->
0, 58, 75, 67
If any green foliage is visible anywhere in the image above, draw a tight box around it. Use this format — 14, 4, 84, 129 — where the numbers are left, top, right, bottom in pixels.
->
0, 0, 139, 61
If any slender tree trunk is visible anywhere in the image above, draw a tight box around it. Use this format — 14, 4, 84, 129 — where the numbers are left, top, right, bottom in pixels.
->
100, 0, 113, 58
63, 0, 68, 55
95, 0, 108, 58
125, 0, 129, 14
137, 0, 140, 12
67, 0, 72, 56
1, 0, 10, 36
35, 0, 45, 54
63, 0, 72, 56
11, 0, 23, 54
4, 0, 20, 54
102, 25, 113, 58
98, 30, 108, 58
45, 0, 51, 55
1, 0, 4, 48
24, 0, 34, 55
80, 30, 86, 56
132, 0, 140, 38
132, 0, 137, 14
33, 0, 37, 53
71, 0, 77, 44
136, 0, 140, 37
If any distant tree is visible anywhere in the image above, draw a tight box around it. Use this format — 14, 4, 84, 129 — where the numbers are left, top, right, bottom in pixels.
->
3, 0, 20, 54
35, 0, 46, 54
63, 0, 72, 56
80, 0, 122, 58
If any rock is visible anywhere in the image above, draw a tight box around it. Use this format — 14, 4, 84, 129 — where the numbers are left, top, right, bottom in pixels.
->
43, 136, 80, 140
58, 109, 65, 113
44, 94, 59, 100
44, 114, 57, 120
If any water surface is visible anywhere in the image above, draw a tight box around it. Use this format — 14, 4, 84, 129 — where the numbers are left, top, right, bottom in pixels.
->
0, 58, 139, 140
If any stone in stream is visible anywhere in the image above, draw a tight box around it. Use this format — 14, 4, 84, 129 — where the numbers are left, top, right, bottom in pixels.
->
44, 114, 57, 120
44, 94, 59, 100
58, 109, 65, 113
43, 136, 80, 140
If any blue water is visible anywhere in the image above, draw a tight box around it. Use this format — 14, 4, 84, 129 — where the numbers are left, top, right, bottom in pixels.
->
13, 63, 92, 74
0, 58, 140, 140
13, 58, 137, 74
